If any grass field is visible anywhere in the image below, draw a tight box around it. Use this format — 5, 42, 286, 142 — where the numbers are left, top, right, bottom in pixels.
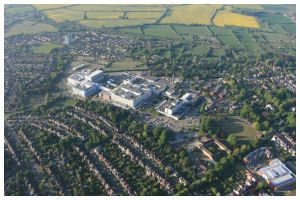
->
104, 58, 147, 72
212, 48, 226, 57
143, 25, 180, 38
43, 8, 85, 22
33, 4, 74, 10
232, 28, 259, 49
5, 21, 58, 37
172, 25, 212, 37
32, 42, 63, 54
80, 19, 155, 28
118, 27, 142, 35
86, 12, 123, 19
69, 4, 166, 12
5, 5, 34, 14
232, 4, 263, 10
217, 35, 242, 48
161, 4, 221, 25
259, 32, 293, 44
187, 45, 209, 56
270, 24, 288, 34
258, 13, 293, 24
209, 26, 234, 36
127, 11, 163, 19
213, 11, 260, 28
281, 23, 296, 34
218, 119, 258, 143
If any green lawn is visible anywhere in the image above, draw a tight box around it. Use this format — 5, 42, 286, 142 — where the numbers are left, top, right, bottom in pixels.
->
187, 45, 209, 56
172, 25, 212, 37
118, 27, 142, 35
5, 21, 58, 37
32, 42, 63, 54
217, 35, 242, 48
217, 119, 258, 144
143, 25, 180, 39
104, 58, 148, 72
5, 5, 34, 14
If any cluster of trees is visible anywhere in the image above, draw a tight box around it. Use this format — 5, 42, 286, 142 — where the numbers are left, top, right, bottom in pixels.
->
187, 137, 265, 195
199, 116, 220, 136
237, 86, 295, 133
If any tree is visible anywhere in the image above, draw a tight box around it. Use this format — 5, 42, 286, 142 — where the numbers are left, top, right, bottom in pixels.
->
227, 134, 237, 147
240, 144, 250, 155
200, 116, 219, 134
181, 157, 191, 168
153, 126, 162, 138
252, 121, 262, 131
250, 138, 260, 148
158, 131, 168, 147
240, 103, 251, 118
175, 188, 189, 196
256, 181, 267, 190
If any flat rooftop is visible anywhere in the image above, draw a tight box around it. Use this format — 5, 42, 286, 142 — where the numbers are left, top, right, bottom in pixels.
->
86, 69, 104, 78
258, 159, 295, 186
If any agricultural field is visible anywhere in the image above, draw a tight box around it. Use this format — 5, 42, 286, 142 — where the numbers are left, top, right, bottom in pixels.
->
69, 4, 166, 12
281, 23, 296, 34
258, 13, 294, 25
86, 12, 124, 20
32, 42, 63, 54
211, 47, 226, 57
186, 45, 210, 56
160, 4, 222, 25
270, 24, 288, 35
33, 4, 74, 10
258, 32, 293, 44
172, 25, 212, 37
79, 19, 155, 28
213, 10, 260, 28
232, 28, 259, 50
217, 35, 242, 48
143, 25, 180, 39
127, 11, 163, 19
5, 5, 34, 14
43, 8, 85, 22
232, 4, 263, 10
104, 58, 147, 72
5, 21, 58, 37
208, 26, 242, 48
118, 27, 142, 35
209, 26, 234, 36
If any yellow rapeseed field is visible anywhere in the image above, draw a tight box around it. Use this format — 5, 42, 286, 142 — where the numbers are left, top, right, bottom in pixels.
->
213, 11, 260, 28
161, 4, 222, 25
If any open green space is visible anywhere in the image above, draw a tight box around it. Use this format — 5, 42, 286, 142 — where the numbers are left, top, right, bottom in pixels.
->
209, 26, 234, 36
5, 5, 34, 14
217, 35, 242, 48
258, 13, 293, 24
118, 27, 142, 35
143, 25, 180, 39
5, 21, 58, 37
80, 19, 155, 28
187, 45, 209, 56
281, 23, 296, 34
32, 42, 63, 54
104, 58, 148, 72
172, 25, 212, 37
232, 28, 259, 50
218, 119, 257, 144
